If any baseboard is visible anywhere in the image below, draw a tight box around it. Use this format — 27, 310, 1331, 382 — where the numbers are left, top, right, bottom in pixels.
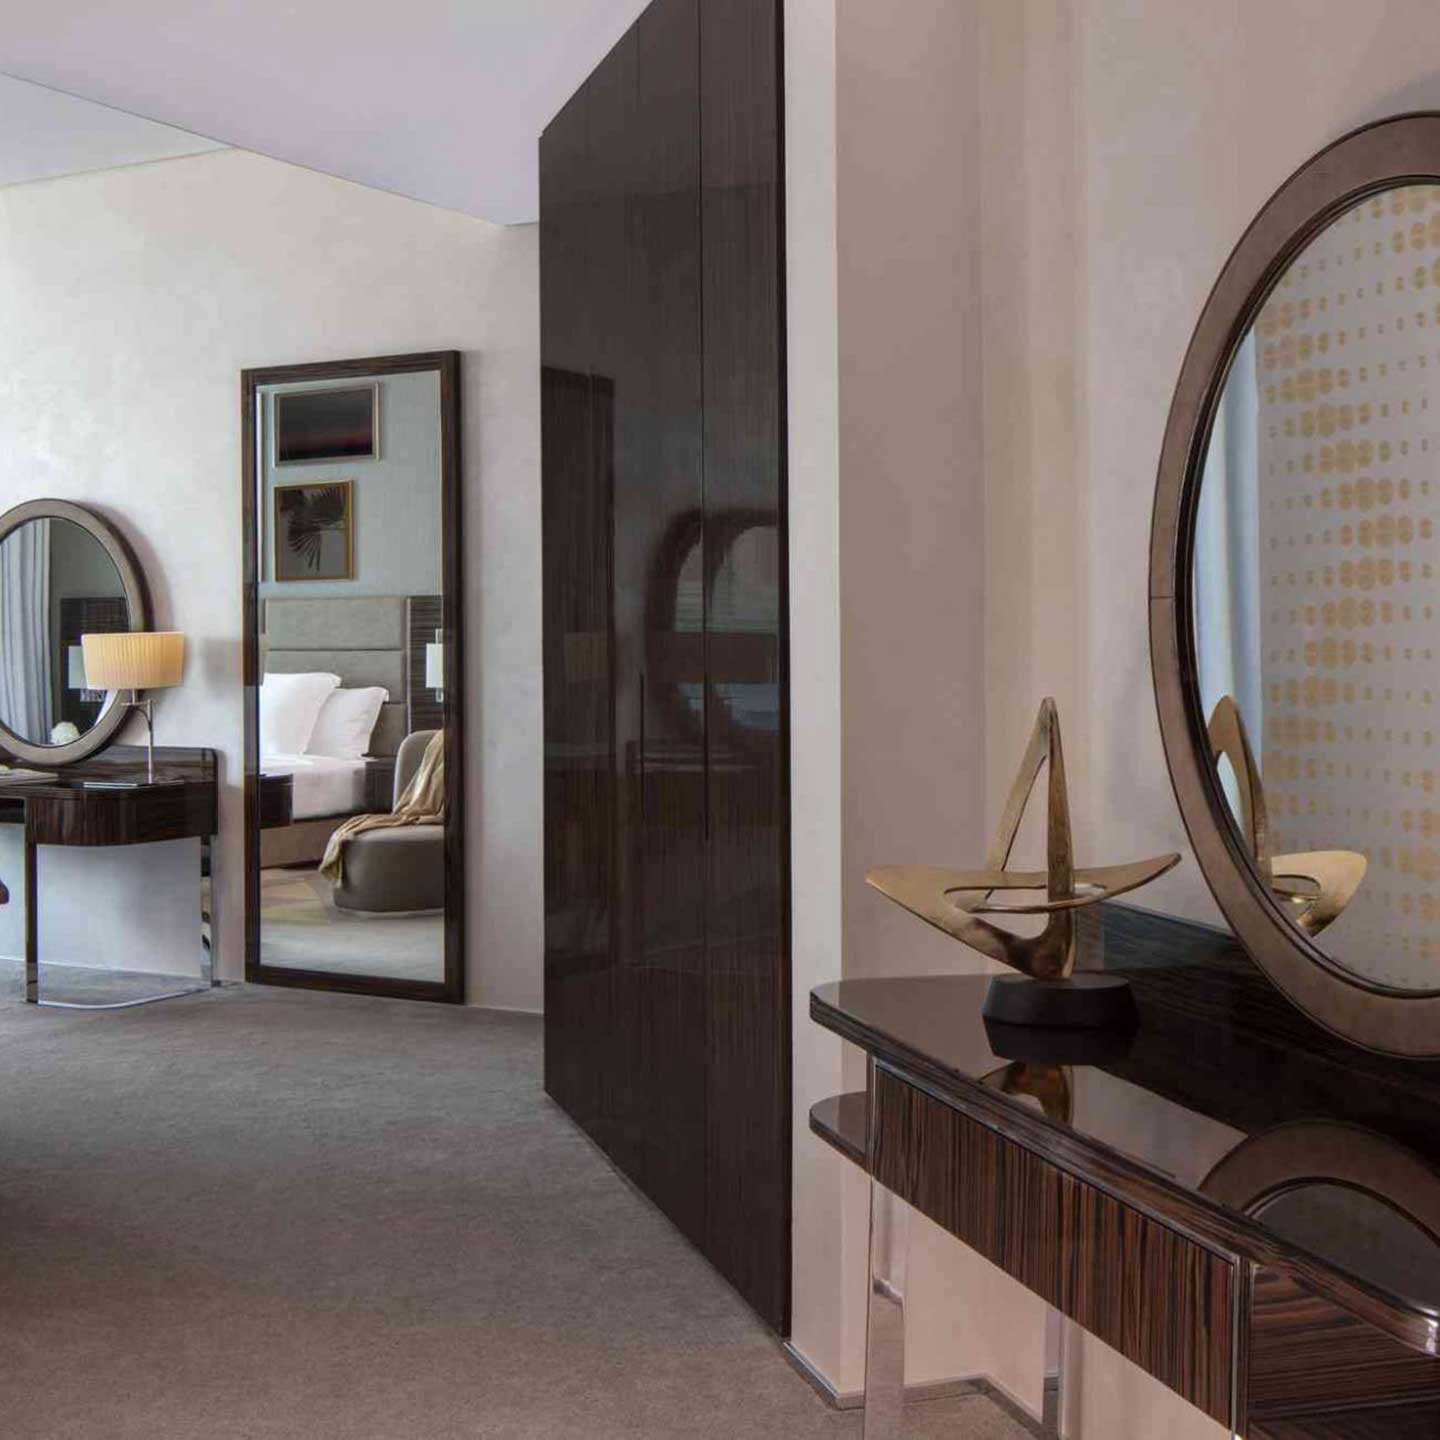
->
779, 1342, 1050, 1436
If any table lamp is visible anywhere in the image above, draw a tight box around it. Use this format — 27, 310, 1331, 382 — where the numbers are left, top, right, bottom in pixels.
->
81, 631, 185, 781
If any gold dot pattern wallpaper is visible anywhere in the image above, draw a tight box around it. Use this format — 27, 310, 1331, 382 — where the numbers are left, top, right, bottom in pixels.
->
1256, 184, 1440, 989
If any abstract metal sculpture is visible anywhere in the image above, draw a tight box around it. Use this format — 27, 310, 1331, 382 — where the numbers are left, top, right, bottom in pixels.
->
867, 698, 1179, 1028
1207, 695, 1366, 939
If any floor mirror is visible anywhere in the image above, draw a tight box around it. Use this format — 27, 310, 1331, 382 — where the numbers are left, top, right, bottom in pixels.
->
242, 352, 463, 1002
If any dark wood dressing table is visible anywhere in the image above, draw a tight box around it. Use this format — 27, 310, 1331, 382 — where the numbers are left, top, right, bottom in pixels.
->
811, 904, 1440, 1438
0, 745, 218, 1007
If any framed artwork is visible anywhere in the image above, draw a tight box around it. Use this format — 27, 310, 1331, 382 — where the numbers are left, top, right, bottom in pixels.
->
274, 384, 378, 465
273, 480, 354, 582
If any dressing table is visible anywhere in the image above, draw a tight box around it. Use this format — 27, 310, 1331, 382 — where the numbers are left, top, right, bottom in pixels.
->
0, 498, 216, 1008
812, 905, 1440, 1438
0, 745, 218, 1006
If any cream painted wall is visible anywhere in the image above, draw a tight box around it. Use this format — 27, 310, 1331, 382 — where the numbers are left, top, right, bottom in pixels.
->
792, 0, 1440, 1433
787, 0, 1029, 1408
983, 1, 1440, 1436
0, 147, 542, 1010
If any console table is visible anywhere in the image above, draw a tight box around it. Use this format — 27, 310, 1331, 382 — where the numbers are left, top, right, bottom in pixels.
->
811, 904, 1440, 1438
0, 745, 218, 1008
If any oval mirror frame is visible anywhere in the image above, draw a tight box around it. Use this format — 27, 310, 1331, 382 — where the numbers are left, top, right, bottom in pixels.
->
1151, 113, 1440, 1056
0, 499, 150, 767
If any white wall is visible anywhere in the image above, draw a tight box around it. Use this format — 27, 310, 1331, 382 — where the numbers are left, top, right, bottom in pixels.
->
794, 0, 1440, 1434
787, 0, 1017, 1405
0, 147, 542, 1010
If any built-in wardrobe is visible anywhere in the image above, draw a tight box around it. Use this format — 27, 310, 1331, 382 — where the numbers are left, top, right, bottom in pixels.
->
540, 0, 789, 1331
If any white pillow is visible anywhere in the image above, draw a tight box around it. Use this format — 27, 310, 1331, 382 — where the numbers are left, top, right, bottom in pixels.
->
260, 671, 340, 756
306, 686, 389, 760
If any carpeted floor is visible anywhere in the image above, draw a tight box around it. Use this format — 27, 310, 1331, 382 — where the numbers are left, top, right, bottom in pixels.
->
259, 867, 444, 981
0, 979, 1030, 1439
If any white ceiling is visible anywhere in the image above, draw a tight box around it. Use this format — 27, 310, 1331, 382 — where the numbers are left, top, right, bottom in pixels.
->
0, 74, 224, 190
0, 1, 653, 225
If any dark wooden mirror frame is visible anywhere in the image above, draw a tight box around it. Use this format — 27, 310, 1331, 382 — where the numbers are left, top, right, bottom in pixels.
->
1151, 113, 1440, 1056
241, 351, 464, 1004
0, 498, 150, 767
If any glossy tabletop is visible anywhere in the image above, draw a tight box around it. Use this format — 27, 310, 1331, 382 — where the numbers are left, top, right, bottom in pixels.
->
812, 904, 1440, 1352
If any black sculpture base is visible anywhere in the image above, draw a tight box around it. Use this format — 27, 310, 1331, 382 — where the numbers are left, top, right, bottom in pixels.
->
981, 972, 1137, 1031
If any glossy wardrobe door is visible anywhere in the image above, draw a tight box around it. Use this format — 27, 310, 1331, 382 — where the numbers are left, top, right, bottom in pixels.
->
540, 0, 790, 1333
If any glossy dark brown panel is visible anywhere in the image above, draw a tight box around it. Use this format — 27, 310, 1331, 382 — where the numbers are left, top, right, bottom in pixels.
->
699, 0, 790, 1334
870, 1065, 1235, 1426
1248, 1266, 1440, 1423
13, 746, 217, 847
258, 773, 294, 829
541, 0, 789, 1334
540, 363, 614, 1144
809, 1092, 867, 1166
624, 0, 707, 1251
1251, 1404, 1440, 1439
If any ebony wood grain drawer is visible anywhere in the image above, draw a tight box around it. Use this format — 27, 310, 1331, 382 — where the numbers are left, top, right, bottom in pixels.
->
871, 1065, 1235, 1426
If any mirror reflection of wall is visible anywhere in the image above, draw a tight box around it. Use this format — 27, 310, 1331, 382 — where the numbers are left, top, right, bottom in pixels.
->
1192, 184, 1440, 987
253, 367, 447, 988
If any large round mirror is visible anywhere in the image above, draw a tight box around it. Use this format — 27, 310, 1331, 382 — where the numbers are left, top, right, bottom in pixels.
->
0, 500, 148, 766
1153, 114, 1440, 1054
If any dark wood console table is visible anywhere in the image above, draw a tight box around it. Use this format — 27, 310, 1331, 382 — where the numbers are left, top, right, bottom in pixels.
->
811, 904, 1440, 1438
0, 745, 218, 1008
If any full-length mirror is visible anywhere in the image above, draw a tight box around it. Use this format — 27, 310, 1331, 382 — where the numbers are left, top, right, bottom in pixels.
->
243, 353, 462, 1002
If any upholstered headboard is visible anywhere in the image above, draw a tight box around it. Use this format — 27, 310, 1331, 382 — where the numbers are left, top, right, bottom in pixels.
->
263, 596, 409, 756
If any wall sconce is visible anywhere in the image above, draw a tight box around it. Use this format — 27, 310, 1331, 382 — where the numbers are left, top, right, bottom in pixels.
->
425, 630, 445, 703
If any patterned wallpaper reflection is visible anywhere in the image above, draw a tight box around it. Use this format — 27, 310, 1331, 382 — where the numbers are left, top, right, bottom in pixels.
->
1258, 185, 1440, 987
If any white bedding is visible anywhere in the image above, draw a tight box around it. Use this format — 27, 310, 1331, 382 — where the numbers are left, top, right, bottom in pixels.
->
261, 754, 368, 820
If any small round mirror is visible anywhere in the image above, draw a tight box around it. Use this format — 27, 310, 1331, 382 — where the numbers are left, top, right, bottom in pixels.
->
0, 500, 148, 765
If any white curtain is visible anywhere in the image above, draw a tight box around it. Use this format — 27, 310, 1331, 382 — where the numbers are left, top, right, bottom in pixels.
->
1194, 330, 1262, 742
0, 518, 53, 741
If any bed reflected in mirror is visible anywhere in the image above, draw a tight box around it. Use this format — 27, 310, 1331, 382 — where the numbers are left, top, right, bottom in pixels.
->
244, 354, 461, 1002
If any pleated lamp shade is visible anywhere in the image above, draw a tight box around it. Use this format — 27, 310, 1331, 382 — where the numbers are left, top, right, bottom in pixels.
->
81, 631, 186, 691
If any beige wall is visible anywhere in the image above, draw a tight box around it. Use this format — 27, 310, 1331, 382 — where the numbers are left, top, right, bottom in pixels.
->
0, 147, 543, 1010
793, 0, 1440, 1432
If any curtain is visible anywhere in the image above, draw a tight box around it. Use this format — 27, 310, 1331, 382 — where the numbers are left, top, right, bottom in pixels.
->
0, 517, 53, 741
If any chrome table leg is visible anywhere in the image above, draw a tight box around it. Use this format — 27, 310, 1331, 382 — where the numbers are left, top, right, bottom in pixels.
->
863, 1180, 911, 1440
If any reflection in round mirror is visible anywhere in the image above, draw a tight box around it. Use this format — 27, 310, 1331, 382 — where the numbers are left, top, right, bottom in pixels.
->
1193, 183, 1440, 991
1255, 1182, 1440, 1312
0, 514, 132, 748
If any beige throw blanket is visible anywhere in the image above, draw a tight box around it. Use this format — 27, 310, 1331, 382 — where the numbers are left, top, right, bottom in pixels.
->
320, 731, 446, 885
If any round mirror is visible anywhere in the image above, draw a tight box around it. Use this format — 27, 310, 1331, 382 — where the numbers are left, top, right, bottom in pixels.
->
1153, 114, 1440, 1053
0, 500, 148, 766
1193, 182, 1440, 991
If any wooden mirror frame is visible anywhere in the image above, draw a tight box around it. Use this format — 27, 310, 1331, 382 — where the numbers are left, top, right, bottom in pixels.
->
1151, 113, 1440, 1056
241, 352, 464, 1004
0, 498, 150, 767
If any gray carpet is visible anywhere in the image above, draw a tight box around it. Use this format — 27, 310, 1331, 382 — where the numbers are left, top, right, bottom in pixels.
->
0, 980, 1030, 1439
